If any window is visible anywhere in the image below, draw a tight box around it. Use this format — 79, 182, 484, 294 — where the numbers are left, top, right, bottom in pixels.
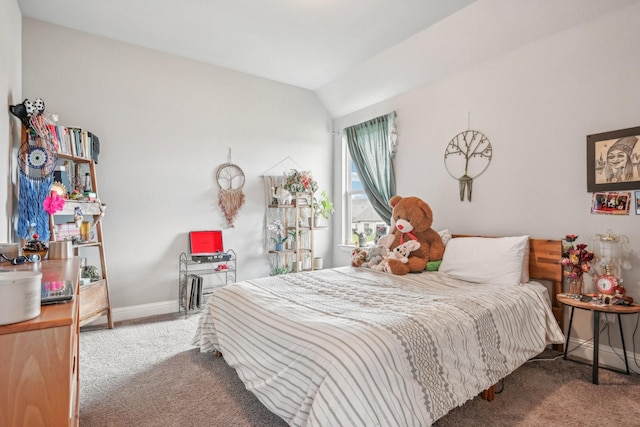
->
342, 111, 396, 246
346, 152, 388, 246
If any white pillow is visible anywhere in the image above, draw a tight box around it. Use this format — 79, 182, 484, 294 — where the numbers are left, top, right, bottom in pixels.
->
439, 235, 530, 286
438, 229, 452, 247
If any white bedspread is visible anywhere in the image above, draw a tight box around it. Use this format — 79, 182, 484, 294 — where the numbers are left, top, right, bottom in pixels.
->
193, 267, 564, 426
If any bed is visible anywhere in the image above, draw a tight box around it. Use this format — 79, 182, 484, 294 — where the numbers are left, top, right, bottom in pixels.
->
193, 236, 565, 426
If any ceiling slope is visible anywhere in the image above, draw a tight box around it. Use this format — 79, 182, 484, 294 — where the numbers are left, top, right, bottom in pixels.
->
17, 0, 475, 90
317, 0, 639, 117
17, 0, 639, 117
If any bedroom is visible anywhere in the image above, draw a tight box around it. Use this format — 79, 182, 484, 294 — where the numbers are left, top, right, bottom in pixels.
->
1, 0, 640, 415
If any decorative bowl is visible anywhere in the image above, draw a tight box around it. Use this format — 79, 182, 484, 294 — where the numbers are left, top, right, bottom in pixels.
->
21, 249, 48, 260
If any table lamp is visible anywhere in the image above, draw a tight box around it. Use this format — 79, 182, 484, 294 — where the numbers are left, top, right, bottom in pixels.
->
592, 229, 630, 289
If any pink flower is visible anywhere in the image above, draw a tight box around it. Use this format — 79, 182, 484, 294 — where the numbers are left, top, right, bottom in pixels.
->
43, 193, 66, 214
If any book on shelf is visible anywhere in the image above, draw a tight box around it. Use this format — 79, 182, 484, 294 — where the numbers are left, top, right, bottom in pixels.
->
54, 222, 81, 241
30, 114, 98, 161
185, 274, 203, 310
196, 275, 203, 308
190, 276, 197, 309
185, 275, 193, 310
192, 275, 202, 309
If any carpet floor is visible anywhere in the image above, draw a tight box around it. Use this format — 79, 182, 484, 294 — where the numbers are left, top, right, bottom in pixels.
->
79, 314, 640, 426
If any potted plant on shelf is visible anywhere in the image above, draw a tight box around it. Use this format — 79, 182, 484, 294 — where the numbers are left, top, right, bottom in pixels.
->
268, 220, 289, 251
82, 265, 101, 283
270, 265, 290, 275
287, 229, 302, 250
353, 230, 368, 247
312, 190, 334, 227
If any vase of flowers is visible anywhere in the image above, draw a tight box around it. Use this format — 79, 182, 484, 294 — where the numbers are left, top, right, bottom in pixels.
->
282, 169, 318, 194
561, 234, 594, 296
268, 220, 290, 251
567, 276, 583, 296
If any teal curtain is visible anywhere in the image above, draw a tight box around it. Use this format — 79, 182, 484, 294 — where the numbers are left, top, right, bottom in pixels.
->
345, 112, 396, 225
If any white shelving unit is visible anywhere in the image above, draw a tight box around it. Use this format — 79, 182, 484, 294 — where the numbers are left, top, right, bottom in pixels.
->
267, 192, 326, 274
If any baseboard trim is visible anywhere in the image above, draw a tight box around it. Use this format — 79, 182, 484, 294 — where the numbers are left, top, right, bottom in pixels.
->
84, 300, 179, 326
566, 337, 640, 374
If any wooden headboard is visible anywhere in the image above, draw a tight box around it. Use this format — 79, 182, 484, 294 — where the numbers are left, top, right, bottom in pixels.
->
528, 238, 564, 331
451, 236, 564, 333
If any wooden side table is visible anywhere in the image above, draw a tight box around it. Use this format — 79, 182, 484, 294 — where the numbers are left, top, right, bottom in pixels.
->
557, 294, 640, 384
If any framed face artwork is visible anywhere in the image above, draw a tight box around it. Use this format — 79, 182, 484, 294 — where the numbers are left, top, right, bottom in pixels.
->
587, 126, 640, 192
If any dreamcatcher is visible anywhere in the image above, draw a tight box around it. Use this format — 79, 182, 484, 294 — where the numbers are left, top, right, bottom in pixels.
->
444, 129, 492, 202
216, 150, 245, 227
16, 114, 59, 240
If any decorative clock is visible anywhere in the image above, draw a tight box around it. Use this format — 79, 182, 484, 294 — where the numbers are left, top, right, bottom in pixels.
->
595, 266, 618, 304
50, 181, 68, 198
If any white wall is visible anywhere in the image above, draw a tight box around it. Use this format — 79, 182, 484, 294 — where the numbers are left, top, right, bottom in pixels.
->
1, 0, 22, 243
21, 19, 333, 313
333, 2, 640, 363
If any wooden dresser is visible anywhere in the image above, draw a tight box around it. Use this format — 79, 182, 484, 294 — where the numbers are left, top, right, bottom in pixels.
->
0, 258, 80, 427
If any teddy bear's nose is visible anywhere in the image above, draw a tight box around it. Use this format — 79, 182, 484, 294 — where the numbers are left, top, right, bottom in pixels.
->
397, 224, 404, 231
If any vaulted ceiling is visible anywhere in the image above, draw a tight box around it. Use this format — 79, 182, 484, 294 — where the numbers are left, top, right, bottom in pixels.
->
17, 0, 638, 117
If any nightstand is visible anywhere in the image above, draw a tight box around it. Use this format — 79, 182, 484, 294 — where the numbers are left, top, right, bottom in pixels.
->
558, 294, 640, 385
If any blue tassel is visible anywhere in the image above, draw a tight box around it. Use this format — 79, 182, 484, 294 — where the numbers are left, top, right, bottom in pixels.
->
18, 173, 53, 241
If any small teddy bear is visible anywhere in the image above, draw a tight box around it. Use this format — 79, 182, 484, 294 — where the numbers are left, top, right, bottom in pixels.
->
350, 247, 369, 267
376, 240, 421, 273
365, 234, 394, 269
367, 245, 389, 268
388, 240, 421, 264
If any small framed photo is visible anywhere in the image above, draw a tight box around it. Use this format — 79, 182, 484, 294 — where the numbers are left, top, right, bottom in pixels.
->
636, 191, 640, 215
586, 126, 640, 192
591, 191, 631, 215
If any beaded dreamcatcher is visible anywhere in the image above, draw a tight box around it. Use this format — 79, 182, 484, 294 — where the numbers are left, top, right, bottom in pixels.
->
216, 150, 245, 227
16, 115, 59, 240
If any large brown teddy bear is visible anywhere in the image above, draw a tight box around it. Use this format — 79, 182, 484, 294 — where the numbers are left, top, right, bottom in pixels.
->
385, 195, 445, 275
